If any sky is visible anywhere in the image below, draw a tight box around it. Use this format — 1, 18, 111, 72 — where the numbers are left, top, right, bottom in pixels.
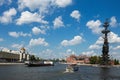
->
0, 0, 120, 59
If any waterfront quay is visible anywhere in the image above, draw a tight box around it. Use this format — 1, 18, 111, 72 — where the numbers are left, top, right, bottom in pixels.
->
0, 62, 23, 65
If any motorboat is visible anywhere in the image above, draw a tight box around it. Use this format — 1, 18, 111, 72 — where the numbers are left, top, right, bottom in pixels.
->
65, 64, 79, 72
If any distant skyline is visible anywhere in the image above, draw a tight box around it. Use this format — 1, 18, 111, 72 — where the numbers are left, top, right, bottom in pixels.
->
0, 0, 120, 59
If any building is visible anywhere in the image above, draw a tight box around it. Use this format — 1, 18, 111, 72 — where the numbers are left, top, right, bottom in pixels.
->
0, 47, 30, 62
0, 51, 19, 62
66, 55, 90, 64
19, 47, 30, 62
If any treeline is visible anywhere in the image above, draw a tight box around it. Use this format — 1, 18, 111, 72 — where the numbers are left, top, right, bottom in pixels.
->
89, 56, 119, 65
29, 55, 66, 62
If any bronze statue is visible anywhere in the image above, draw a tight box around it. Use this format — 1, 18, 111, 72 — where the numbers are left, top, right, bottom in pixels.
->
101, 20, 110, 65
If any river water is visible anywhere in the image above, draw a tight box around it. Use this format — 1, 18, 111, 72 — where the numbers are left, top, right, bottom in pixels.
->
0, 63, 120, 80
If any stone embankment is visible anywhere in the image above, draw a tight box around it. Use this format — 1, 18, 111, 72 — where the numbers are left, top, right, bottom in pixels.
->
0, 63, 24, 65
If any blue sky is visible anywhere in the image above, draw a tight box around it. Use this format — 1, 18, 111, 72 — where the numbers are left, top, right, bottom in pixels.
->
0, 0, 120, 59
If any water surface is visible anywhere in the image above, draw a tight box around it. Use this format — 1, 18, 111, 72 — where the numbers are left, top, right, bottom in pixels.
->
0, 63, 120, 80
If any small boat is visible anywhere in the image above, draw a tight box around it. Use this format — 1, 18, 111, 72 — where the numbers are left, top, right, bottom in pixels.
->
25, 61, 54, 67
65, 64, 79, 72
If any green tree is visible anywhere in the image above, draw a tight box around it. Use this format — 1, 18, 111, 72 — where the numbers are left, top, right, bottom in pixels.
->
114, 59, 119, 65
89, 56, 101, 64
30, 55, 36, 61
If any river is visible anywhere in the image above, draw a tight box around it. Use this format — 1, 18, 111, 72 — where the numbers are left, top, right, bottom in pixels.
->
0, 63, 120, 80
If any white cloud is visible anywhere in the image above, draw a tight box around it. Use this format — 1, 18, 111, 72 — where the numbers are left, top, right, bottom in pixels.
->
110, 51, 120, 60
0, 38, 4, 42
18, 0, 54, 14
0, 8, 17, 24
86, 20, 102, 34
11, 44, 23, 49
40, 25, 50, 30
29, 38, 48, 46
39, 49, 53, 59
40, 48, 76, 59
108, 32, 120, 43
39, 49, 74, 59
18, 0, 72, 15
1, 48, 10, 52
96, 36, 104, 44
8, 31, 31, 38
16, 11, 48, 25
110, 16, 118, 27
9, 32, 19, 38
55, 0, 72, 7
0, 0, 4, 6
61, 35, 84, 46
66, 49, 76, 55
70, 10, 81, 21
0, 0, 12, 6
113, 46, 120, 50
32, 27, 46, 35
8, 0, 12, 4
89, 44, 101, 50
89, 32, 120, 50
53, 16, 64, 29
81, 50, 97, 56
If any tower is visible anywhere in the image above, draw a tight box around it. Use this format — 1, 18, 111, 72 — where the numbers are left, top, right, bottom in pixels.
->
101, 20, 110, 65
19, 47, 30, 62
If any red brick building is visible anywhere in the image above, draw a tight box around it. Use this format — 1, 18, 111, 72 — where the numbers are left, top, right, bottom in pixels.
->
66, 55, 90, 64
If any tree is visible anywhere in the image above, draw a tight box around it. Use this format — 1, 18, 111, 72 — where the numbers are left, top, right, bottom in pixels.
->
89, 56, 101, 64
114, 59, 119, 65
30, 55, 36, 61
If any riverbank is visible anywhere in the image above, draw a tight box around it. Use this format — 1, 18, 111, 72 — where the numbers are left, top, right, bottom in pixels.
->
60, 62, 120, 67
0, 62, 24, 65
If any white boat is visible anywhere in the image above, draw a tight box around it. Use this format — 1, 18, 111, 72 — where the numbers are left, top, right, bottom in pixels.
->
65, 64, 79, 72
25, 61, 54, 67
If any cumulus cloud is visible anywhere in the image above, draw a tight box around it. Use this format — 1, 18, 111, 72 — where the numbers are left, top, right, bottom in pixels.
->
113, 46, 120, 50
96, 36, 103, 44
108, 32, 120, 43
89, 36, 103, 50
1, 47, 10, 52
16, 11, 48, 25
8, 31, 31, 38
0, 0, 4, 6
40, 25, 50, 30
89, 44, 101, 50
11, 44, 23, 49
89, 32, 120, 50
0, 38, 4, 42
86, 20, 102, 34
66, 49, 76, 55
110, 16, 118, 27
29, 38, 48, 46
70, 10, 81, 21
61, 35, 84, 46
32, 27, 46, 35
9, 32, 19, 38
53, 16, 64, 29
18, 0, 51, 14
81, 50, 97, 56
55, 0, 72, 7
39, 49, 54, 59
18, 0, 72, 15
0, 8, 17, 24
0, 0, 12, 6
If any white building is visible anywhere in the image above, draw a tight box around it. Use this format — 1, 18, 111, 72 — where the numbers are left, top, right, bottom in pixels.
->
19, 47, 30, 62
0, 47, 30, 62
